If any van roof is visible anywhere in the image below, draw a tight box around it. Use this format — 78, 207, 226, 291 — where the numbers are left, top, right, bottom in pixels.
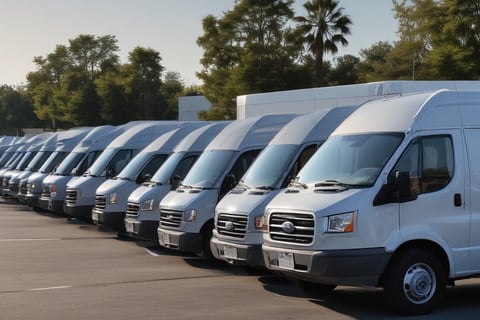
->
173, 122, 231, 153
268, 106, 357, 145
205, 114, 297, 151
139, 122, 208, 153
332, 90, 480, 136
107, 122, 182, 149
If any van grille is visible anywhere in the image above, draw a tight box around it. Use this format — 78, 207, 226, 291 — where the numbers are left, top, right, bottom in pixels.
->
160, 208, 183, 228
41, 185, 51, 199
95, 195, 106, 211
65, 189, 77, 204
216, 213, 248, 239
269, 212, 314, 244
126, 201, 140, 217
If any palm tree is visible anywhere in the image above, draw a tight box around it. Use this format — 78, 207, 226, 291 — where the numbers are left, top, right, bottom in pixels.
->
295, 0, 352, 87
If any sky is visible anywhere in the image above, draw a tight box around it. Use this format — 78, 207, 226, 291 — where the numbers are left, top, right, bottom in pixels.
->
0, 0, 399, 87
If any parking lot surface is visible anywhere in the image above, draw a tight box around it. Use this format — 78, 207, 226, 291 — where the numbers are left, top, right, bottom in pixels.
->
1, 199, 480, 320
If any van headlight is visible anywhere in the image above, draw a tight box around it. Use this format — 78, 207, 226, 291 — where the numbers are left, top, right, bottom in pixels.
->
108, 192, 118, 204
254, 214, 268, 231
50, 184, 57, 197
183, 209, 197, 222
140, 199, 154, 211
327, 211, 356, 233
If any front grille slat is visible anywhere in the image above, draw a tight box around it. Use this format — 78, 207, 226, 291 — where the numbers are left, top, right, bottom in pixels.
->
126, 201, 140, 217
269, 212, 314, 244
160, 208, 183, 228
65, 189, 77, 204
95, 195, 106, 210
216, 213, 248, 239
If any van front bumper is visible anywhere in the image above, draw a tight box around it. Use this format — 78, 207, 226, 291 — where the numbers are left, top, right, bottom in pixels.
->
211, 234, 264, 268
124, 218, 158, 241
262, 245, 391, 287
157, 228, 202, 254
92, 209, 126, 233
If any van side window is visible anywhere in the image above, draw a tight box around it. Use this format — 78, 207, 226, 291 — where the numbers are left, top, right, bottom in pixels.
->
392, 135, 453, 195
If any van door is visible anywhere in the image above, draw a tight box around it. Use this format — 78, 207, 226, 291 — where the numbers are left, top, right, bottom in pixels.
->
393, 130, 470, 274
464, 129, 480, 271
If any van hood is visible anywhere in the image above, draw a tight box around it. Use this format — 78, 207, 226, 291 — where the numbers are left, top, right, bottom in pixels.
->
96, 179, 131, 195
128, 184, 170, 203
160, 188, 218, 215
216, 188, 281, 216
266, 186, 374, 217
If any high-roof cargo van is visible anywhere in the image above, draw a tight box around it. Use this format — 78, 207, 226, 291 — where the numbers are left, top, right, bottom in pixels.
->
91, 122, 208, 232
157, 114, 296, 260
211, 106, 356, 269
125, 121, 230, 241
1, 133, 55, 198
37, 125, 118, 214
24, 127, 92, 208
64, 121, 186, 221
262, 90, 480, 315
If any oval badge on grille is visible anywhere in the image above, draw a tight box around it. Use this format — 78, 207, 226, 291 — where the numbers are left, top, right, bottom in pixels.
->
281, 221, 295, 234
225, 221, 235, 231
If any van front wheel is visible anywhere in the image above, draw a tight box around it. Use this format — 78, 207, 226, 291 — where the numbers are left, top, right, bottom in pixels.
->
383, 248, 446, 315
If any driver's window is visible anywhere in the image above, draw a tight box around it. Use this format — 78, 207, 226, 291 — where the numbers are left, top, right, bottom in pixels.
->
392, 135, 453, 195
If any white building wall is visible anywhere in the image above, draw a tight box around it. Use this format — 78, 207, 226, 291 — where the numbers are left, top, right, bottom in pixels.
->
178, 96, 211, 121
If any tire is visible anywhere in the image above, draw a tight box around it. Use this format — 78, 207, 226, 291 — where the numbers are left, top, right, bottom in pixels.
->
296, 279, 336, 298
383, 248, 447, 316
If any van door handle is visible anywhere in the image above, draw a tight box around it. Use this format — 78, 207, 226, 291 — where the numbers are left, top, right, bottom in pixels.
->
454, 193, 462, 207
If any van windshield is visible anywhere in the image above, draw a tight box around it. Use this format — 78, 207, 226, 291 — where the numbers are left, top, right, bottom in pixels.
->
150, 152, 184, 184
116, 153, 168, 181
54, 152, 84, 175
297, 133, 403, 187
25, 151, 53, 171
180, 150, 235, 189
86, 148, 116, 176
241, 144, 298, 189
39, 151, 68, 173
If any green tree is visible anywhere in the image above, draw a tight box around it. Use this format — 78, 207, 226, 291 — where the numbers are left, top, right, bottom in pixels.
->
161, 71, 185, 120
197, 0, 311, 120
294, 0, 352, 87
328, 54, 359, 85
123, 47, 164, 120
26, 45, 70, 130
356, 41, 394, 82
0, 86, 42, 131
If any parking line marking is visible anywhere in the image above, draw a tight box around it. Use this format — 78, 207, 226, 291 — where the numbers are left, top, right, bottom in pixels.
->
0, 238, 60, 242
29, 286, 72, 291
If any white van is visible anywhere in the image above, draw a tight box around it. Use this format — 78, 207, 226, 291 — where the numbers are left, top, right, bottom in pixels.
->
157, 114, 296, 260
8, 132, 60, 203
24, 127, 92, 208
1, 133, 55, 198
211, 107, 357, 269
91, 122, 207, 232
38, 125, 120, 214
64, 122, 182, 221
125, 121, 230, 240
262, 90, 480, 315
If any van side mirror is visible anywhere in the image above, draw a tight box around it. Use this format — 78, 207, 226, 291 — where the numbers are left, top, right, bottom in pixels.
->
373, 171, 417, 206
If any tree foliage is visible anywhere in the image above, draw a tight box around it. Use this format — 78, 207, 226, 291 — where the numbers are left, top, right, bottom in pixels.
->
294, 0, 352, 87
197, 0, 312, 120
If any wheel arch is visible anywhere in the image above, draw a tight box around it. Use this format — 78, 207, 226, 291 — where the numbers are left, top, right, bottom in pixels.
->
378, 239, 450, 287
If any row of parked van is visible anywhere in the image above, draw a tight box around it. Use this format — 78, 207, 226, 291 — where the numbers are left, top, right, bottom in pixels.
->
1, 89, 480, 316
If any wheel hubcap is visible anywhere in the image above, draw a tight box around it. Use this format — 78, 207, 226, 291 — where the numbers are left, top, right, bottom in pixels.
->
403, 263, 436, 304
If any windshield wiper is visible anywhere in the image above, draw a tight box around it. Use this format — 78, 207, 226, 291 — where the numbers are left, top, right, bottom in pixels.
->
314, 180, 350, 191
255, 185, 275, 190
289, 179, 308, 189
